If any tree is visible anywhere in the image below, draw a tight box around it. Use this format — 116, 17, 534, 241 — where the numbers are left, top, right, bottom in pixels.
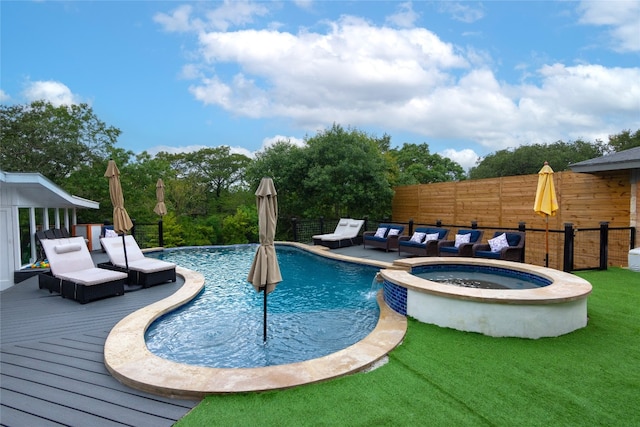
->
390, 143, 466, 185
607, 129, 640, 152
0, 101, 121, 182
469, 140, 606, 179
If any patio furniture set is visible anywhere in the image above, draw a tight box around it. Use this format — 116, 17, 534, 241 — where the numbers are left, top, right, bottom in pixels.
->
314, 219, 525, 262
36, 231, 176, 304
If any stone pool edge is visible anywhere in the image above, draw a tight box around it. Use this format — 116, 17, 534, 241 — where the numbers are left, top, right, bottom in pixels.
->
104, 242, 408, 399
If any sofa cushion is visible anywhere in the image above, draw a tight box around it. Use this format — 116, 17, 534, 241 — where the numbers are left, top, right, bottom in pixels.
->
424, 233, 440, 242
474, 250, 501, 259
374, 227, 387, 238
488, 233, 509, 252
410, 232, 426, 243
454, 233, 471, 248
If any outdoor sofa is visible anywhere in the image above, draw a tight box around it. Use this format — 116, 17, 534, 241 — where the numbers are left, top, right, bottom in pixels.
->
398, 227, 450, 257
472, 231, 525, 262
363, 224, 405, 252
438, 229, 484, 257
312, 218, 364, 249
99, 235, 176, 287
39, 236, 127, 304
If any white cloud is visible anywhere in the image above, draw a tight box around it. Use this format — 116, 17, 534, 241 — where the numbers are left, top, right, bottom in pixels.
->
385, 2, 419, 29
440, 148, 479, 171
168, 5, 639, 154
578, 1, 640, 52
22, 81, 81, 106
438, 2, 485, 24
260, 135, 305, 152
0, 89, 10, 103
154, 1, 269, 33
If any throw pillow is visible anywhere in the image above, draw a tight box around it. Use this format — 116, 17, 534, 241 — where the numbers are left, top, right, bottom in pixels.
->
424, 233, 440, 242
105, 229, 118, 238
488, 233, 509, 252
410, 232, 426, 243
387, 228, 401, 237
374, 227, 387, 238
454, 233, 471, 248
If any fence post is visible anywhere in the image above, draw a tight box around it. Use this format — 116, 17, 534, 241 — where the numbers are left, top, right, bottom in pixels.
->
319, 216, 324, 235
131, 219, 136, 240
408, 219, 414, 235
158, 220, 164, 247
518, 221, 526, 262
599, 221, 609, 270
471, 221, 478, 229
436, 219, 442, 227
563, 223, 574, 272
631, 227, 636, 251
291, 217, 298, 242
364, 216, 369, 233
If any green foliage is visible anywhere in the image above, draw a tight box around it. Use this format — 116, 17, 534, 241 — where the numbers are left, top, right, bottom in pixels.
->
469, 139, 607, 179
607, 129, 640, 152
222, 205, 259, 244
390, 142, 466, 185
247, 124, 395, 220
0, 101, 120, 182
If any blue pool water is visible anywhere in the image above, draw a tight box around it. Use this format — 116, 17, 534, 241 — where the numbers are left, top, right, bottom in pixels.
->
412, 264, 552, 290
145, 245, 381, 368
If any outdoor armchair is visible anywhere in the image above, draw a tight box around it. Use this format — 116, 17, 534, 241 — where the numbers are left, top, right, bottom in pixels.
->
438, 229, 484, 257
472, 231, 525, 262
363, 223, 405, 252
398, 227, 450, 257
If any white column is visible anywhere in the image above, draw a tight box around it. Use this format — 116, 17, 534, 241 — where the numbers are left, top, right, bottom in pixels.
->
29, 207, 37, 263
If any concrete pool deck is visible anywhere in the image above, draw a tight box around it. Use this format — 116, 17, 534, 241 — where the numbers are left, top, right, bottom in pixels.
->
104, 242, 409, 398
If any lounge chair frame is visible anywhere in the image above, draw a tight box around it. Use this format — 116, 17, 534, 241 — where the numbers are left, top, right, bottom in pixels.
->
38, 237, 126, 304
99, 235, 176, 288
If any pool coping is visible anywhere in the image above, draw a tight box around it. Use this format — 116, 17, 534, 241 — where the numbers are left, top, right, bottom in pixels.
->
104, 242, 408, 398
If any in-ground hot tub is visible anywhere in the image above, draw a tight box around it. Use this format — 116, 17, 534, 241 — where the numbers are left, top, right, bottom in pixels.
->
381, 257, 592, 339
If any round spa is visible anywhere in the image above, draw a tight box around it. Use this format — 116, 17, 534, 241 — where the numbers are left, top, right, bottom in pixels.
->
381, 257, 592, 339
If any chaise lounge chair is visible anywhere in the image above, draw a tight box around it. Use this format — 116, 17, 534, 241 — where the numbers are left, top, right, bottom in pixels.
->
99, 235, 177, 287
312, 219, 364, 249
472, 231, 525, 262
363, 223, 405, 252
398, 227, 450, 257
438, 229, 484, 257
39, 237, 127, 303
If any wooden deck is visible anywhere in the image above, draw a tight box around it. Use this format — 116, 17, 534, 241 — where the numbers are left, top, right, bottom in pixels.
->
0, 252, 199, 427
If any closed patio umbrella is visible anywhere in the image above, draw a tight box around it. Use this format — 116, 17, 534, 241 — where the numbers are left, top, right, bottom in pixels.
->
534, 162, 559, 267
247, 177, 282, 342
105, 160, 133, 269
153, 178, 167, 217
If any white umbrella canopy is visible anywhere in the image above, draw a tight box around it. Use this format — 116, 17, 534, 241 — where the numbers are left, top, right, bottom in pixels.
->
153, 178, 167, 217
248, 177, 282, 294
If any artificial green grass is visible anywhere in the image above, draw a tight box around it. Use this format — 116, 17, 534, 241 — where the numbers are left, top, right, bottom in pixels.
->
175, 268, 639, 426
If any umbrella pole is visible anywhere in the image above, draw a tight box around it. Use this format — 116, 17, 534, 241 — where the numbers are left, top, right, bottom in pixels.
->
545, 217, 549, 268
263, 286, 267, 342
121, 233, 129, 270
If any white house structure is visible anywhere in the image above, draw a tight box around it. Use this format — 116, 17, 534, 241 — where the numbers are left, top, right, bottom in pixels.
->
0, 170, 99, 290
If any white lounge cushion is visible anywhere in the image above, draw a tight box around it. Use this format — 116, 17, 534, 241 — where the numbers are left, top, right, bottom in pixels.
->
320, 219, 364, 242
54, 243, 82, 254
57, 268, 127, 286
101, 235, 175, 272
488, 233, 509, 252
127, 258, 176, 274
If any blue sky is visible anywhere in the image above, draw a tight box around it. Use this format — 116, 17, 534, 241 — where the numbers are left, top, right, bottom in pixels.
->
2, 1, 639, 170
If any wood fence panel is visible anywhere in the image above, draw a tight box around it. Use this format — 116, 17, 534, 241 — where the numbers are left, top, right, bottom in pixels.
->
392, 170, 634, 268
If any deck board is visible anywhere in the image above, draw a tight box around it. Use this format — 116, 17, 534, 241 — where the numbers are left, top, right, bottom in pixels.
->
1, 257, 198, 427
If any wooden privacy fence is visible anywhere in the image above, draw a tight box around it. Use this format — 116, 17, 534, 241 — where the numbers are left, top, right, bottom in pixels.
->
392, 170, 636, 269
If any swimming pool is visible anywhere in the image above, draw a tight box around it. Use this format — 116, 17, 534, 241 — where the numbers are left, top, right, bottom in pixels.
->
146, 245, 381, 368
